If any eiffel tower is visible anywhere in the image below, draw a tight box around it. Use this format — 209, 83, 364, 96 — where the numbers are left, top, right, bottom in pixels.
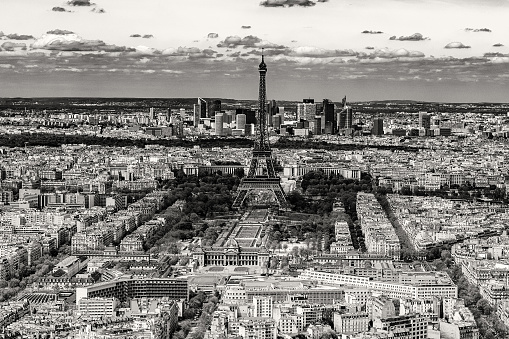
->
232, 52, 287, 209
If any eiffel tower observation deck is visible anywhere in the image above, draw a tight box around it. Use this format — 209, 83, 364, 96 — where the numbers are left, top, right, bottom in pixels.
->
232, 52, 288, 210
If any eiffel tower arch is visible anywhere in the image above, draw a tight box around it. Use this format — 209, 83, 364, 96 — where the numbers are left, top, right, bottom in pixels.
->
232, 52, 287, 210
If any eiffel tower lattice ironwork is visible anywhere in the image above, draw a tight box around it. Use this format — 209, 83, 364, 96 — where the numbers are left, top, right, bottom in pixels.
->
232, 52, 287, 209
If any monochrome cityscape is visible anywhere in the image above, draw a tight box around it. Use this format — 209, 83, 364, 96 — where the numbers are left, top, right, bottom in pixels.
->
1, 1, 509, 339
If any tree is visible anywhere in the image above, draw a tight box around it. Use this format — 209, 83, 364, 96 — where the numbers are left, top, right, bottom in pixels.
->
8, 279, 20, 288
476, 298, 493, 316
319, 331, 338, 339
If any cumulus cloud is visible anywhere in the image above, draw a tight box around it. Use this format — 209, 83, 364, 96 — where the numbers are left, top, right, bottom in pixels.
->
52, 7, 69, 12
217, 35, 287, 50
493, 43, 504, 47
484, 52, 508, 57
1, 42, 27, 51
241, 26, 251, 29
161, 47, 216, 59
465, 28, 491, 32
445, 42, 471, 49
288, 46, 357, 58
130, 34, 141, 38
92, 8, 106, 13
142, 34, 153, 39
365, 46, 375, 50
362, 30, 383, 34
47, 29, 74, 35
68, 0, 92, 6
208, 33, 219, 39
260, 0, 327, 7
361, 48, 425, 59
32, 33, 133, 52
389, 33, 428, 41
4, 33, 35, 40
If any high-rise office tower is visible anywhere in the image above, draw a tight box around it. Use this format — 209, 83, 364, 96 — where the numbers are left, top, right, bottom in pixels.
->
313, 116, 322, 135
373, 118, 384, 135
209, 99, 222, 118
345, 108, 353, 129
149, 107, 155, 120
193, 104, 200, 127
267, 100, 277, 127
338, 111, 347, 129
273, 114, 282, 129
215, 113, 224, 136
237, 114, 247, 131
296, 99, 316, 121
323, 99, 335, 128
198, 98, 207, 118
419, 112, 431, 129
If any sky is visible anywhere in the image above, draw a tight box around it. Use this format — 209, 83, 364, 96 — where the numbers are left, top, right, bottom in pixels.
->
0, 0, 508, 102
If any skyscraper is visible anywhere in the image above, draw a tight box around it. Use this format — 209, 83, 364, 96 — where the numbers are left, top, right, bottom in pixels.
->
338, 111, 347, 129
323, 99, 335, 133
267, 99, 277, 127
345, 107, 353, 129
419, 112, 431, 129
198, 98, 207, 118
237, 114, 247, 131
209, 99, 222, 118
373, 118, 384, 136
215, 113, 224, 136
297, 99, 316, 121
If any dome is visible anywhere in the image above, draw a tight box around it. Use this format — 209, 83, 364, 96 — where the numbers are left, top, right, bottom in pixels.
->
224, 238, 239, 249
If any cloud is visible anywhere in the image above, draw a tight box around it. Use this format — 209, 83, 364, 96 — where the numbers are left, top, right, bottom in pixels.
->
365, 46, 375, 50
288, 46, 357, 58
1, 42, 27, 51
260, 0, 327, 7
92, 8, 106, 13
389, 33, 428, 41
5, 33, 35, 40
52, 7, 69, 12
68, 0, 92, 6
493, 43, 504, 47
47, 29, 74, 35
142, 35, 153, 39
362, 30, 383, 34
217, 35, 286, 50
465, 28, 491, 32
362, 48, 425, 59
161, 47, 217, 59
0, 32, 3, 38
484, 52, 508, 58
241, 26, 251, 29
445, 42, 471, 49
32, 34, 133, 52
130, 34, 141, 38
207, 33, 219, 39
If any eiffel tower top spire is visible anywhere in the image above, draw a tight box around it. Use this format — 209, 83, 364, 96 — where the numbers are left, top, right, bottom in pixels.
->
259, 48, 267, 72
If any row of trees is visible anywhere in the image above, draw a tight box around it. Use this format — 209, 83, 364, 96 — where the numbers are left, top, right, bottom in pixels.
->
0, 248, 69, 302
172, 291, 220, 339
0, 133, 254, 149
143, 172, 241, 251
444, 263, 509, 339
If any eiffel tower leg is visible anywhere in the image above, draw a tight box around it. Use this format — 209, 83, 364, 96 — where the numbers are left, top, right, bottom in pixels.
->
265, 157, 277, 178
272, 185, 288, 209
233, 190, 248, 209
248, 158, 258, 177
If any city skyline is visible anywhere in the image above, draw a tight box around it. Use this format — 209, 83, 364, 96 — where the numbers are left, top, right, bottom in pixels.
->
0, 0, 508, 102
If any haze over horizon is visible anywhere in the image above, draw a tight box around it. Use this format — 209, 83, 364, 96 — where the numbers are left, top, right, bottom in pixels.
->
1, 0, 508, 102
